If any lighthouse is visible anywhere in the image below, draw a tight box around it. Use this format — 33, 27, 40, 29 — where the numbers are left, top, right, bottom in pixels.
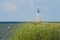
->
35, 8, 40, 22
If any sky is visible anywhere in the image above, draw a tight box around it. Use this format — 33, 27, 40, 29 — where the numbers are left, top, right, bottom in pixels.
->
0, 0, 60, 22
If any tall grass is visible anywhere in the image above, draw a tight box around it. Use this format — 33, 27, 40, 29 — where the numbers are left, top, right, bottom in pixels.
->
8, 23, 60, 40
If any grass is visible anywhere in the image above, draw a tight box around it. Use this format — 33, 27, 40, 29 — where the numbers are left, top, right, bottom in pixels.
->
8, 22, 60, 40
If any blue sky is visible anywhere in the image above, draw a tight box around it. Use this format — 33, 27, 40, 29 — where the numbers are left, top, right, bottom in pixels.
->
0, 0, 60, 21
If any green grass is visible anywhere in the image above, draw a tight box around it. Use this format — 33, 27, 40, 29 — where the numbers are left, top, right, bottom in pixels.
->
8, 22, 60, 40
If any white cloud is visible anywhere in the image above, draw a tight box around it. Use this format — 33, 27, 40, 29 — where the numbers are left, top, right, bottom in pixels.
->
0, 0, 17, 11
5, 3, 17, 10
28, 0, 35, 9
30, 0, 34, 6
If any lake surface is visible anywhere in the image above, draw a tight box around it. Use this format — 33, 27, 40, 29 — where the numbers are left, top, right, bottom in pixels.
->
0, 22, 23, 40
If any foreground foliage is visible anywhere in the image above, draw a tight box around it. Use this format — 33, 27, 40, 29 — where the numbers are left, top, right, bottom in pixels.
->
8, 23, 60, 40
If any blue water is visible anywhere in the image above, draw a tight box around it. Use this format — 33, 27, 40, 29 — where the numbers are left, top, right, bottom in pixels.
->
0, 22, 21, 24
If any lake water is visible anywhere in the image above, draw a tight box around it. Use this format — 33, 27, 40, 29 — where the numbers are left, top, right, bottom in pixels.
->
0, 22, 23, 40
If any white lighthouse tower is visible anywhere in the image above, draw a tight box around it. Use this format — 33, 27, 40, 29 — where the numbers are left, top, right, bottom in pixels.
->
35, 8, 40, 22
